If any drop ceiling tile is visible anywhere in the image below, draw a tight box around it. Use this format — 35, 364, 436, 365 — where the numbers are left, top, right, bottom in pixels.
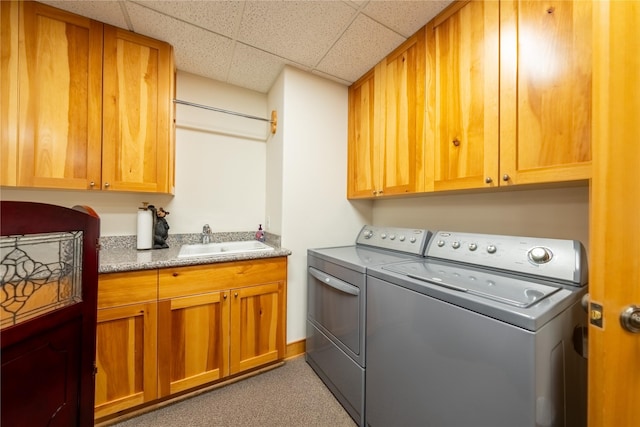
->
316, 13, 406, 83
40, 0, 130, 29
362, 0, 452, 37
238, 1, 357, 67
125, 2, 235, 82
129, 0, 244, 38
311, 69, 352, 87
227, 43, 293, 93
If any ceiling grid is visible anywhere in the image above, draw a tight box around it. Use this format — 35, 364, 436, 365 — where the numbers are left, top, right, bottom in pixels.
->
42, 0, 453, 93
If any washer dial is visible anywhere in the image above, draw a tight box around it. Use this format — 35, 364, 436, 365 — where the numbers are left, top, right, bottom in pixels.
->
529, 247, 553, 264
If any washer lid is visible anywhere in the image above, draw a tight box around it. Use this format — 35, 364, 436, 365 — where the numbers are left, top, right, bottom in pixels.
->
383, 260, 560, 308
308, 246, 422, 273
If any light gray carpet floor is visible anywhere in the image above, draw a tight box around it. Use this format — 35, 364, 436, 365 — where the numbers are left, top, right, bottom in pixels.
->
112, 356, 357, 427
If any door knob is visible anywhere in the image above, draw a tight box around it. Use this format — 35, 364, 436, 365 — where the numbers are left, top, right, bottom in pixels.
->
620, 305, 640, 333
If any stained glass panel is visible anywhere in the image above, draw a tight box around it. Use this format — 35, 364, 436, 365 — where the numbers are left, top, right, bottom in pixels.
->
0, 231, 83, 328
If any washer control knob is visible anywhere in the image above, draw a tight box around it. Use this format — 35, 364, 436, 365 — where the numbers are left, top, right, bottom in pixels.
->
389, 234, 396, 240
381, 233, 387, 239
452, 241, 460, 249
410, 237, 417, 243
437, 240, 445, 247
363, 230, 373, 239
468, 243, 478, 251
399, 235, 405, 242
529, 247, 552, 263
487, 245, 497, 254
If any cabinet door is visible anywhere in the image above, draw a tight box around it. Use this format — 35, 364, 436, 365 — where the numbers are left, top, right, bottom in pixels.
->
381, 27, 426, 196
157, 291, 230, 397
230, 282, 285, 375
102, 25, 175, 193
94, 302, 158, 419
1, 1, 18, 187
429, 0, 499, 191
500, 0, 592, 185
14, 1, 103, 190
347, 68, 380, 198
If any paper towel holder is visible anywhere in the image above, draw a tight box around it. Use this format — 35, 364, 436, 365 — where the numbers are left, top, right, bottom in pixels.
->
137, 202, 153, 250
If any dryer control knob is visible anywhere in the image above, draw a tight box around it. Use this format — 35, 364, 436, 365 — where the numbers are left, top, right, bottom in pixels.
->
529, 247, 552, 263
487, 245, 497, 254
452, 241, 460, 249
399, 235, 406, 242
468, 243, 478, 251
363, 230, 373, 239
437, 240, 445, 247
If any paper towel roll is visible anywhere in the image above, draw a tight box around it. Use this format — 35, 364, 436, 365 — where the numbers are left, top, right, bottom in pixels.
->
137, 209, 153, 250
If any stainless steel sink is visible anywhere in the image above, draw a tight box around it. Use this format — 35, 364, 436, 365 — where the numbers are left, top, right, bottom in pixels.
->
177, 240, 274, 258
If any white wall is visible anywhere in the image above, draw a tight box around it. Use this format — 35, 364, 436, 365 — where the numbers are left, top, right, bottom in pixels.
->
268, 66, 372, 343
2, 71, 268, 236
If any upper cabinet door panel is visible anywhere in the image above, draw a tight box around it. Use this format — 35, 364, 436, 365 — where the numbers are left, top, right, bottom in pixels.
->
430, 0, 499, 191
102, 25, 174, 193
382, 28, 426, 196
1, 1, 19, 187
17, 1, 103, 190
347, 68, 378, 199
500, 0, 592, 184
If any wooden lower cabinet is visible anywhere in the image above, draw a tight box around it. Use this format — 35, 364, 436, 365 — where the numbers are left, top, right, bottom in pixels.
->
157, 258, 287, 397
95, 302, 158, 418
95, 257, 287, 420
229, 282, 285, 375
95, 270, 158, 419
157, 291, 230, 397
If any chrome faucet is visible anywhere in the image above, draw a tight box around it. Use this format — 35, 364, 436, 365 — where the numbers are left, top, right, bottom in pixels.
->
201, 224, 212, 244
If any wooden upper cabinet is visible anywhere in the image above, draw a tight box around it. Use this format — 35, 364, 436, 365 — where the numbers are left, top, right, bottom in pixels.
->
102, 25, 175, 193
428, 0, 499, 191
1, 1, 19, 187
382, 27, 426, 196
14, 1, 103, 190
347, 28, 426, 199
499, 0, 592, 185
347, 68, 379, 198
1, 2, 175, 194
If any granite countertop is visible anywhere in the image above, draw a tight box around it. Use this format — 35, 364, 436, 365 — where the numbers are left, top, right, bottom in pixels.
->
99, 232, 291, 274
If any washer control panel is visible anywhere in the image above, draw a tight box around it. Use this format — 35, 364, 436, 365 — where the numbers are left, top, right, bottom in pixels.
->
426, 231, 588, 286
356, 226, 431, 256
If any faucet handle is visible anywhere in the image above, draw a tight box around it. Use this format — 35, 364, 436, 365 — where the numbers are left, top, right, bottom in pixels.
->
202, 224, 211, 234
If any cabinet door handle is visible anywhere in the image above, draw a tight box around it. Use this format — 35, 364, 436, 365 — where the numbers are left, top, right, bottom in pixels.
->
502, 174, 510, 182
104, 182, 110, 188
223, 294, 227, 299
234, 292, 238, 298
89, 181, 95, 188
172, 272, 178, 277
485, 177, 493, 184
